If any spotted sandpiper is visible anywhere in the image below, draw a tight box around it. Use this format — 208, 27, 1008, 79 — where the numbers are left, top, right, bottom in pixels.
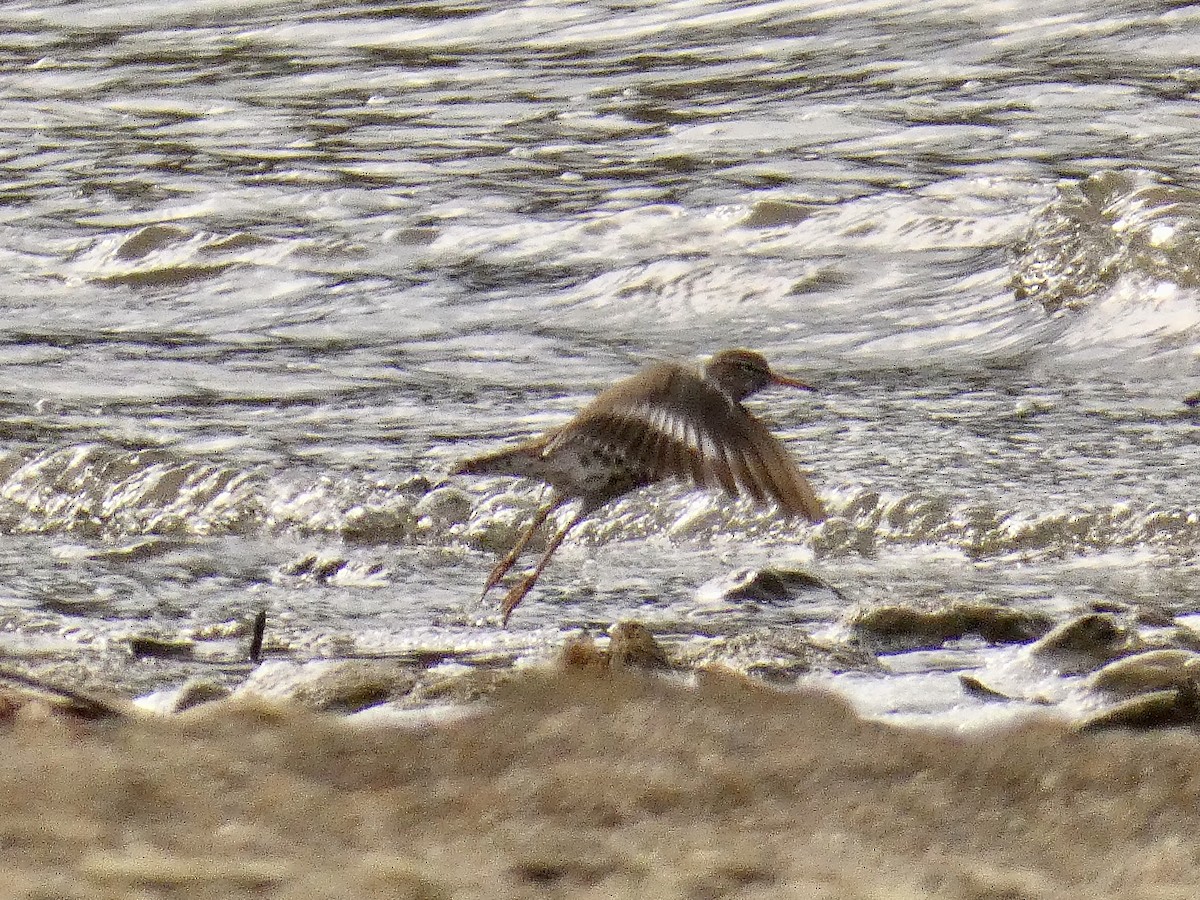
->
451, 348, 826, 625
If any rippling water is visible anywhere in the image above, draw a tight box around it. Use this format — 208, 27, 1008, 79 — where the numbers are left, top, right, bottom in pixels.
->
2, 1, 1200, 721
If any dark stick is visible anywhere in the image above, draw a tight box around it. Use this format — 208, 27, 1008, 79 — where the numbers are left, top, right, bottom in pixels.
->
248, 609, 267, 664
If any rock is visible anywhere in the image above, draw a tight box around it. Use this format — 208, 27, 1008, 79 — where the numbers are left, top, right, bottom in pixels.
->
681, 628, 816, 682
281, 552, 349, 579
401, 667, 510, 708
1076, 688, 1200, 732
959, 675, 1013, 702
342, 502, 416, 542
395, 474, 434, 495
173, 680, 232, 713
239, 660, 417, 714
810, 517, 875, 555
1089, 599, 1176, 629
1029, 614, 1141, 674
311, 555, 349, 579
608, 622, 671, 672
738, 199, 813, 228
560, 635, 611, 671
1090, 649, 1200, 698
558, 622, 672, 674
129, 636, 196, 661
699, 567, 838, 605
412, 486, 473, 526
293, 663, 416, 714
0, 667, 130, 722
1132, 605, 1177, 628
850, 601, 1052, 651
461, 494, 553, 554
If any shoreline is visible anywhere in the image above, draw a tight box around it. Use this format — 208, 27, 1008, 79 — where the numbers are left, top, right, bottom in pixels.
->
4, 667, 1198, 899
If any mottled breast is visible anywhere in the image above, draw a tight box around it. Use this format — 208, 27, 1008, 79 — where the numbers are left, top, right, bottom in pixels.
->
538, 441, 650, 505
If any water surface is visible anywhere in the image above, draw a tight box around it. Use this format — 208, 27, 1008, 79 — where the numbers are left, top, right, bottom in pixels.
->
2, 0, 1199, 723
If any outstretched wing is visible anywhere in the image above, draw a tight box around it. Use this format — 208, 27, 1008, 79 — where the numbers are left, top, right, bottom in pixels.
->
546, 362, 825, 522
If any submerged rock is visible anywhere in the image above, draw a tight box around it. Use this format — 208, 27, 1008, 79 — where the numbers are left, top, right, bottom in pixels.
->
1090, 649, 1200, 698
739, 199, 814, 228
608, 622, 672, 671
0, 667, 130, 722
1077, 688, 1200, 732
698, 567, 841, 605
396, 474, 434, 496
461, 493, 556, 554
1165, 624, 1200, 653
400, 666, 511, 708
292, 665, 416, 714
172, 680, 233, 713
958, 675, 1014, 703
1030, 613, 1142, 674
809, 517, 875, 555
341, 502, 417, 543
680, 629, 812, 681
560, 622, 672, 673
850, 601, 1052, 652
129, 635, 196, 661
238, 660, 417, 714
282, 552, 348, 579
560, 635, 611, 671
412, 486, 473, 527
679, 627, 876, 682
278, 553, 387, 586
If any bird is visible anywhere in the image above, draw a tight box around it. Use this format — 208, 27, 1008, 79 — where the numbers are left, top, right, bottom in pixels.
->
450, 348, 826, 625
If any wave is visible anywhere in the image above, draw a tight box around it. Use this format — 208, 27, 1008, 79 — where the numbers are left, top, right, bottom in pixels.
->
3, 445, 1195, 561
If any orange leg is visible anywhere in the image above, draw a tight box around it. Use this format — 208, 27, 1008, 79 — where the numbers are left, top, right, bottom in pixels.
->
500, 509, 588, 626
480, 492, 569, 601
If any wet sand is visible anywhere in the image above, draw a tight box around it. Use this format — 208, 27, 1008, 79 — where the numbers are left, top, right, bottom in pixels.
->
4, 668, 1198, 899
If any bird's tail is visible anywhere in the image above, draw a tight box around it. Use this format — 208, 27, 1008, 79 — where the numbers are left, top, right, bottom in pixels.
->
448, 444, 539, 479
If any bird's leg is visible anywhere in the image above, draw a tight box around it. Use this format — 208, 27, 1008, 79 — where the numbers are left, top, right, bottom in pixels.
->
500, 509, 588, 626
480, 491, 568, 600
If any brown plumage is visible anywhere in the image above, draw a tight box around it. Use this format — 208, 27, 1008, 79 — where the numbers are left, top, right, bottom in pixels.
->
451, 348, 826, 624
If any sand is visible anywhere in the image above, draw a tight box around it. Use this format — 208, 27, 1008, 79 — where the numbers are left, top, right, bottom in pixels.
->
2, 668, 1199, 899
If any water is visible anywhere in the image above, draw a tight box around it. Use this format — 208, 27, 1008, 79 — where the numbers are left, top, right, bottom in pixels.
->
2, 0, 1199, 722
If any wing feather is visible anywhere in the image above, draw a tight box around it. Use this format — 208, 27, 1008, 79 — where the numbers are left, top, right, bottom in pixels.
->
544, 359, 824, 522
740, 421, 825, 521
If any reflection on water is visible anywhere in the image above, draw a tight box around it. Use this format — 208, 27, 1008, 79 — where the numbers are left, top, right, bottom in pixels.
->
0, 0, 1199, 721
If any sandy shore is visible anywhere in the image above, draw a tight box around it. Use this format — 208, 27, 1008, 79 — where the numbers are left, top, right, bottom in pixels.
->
3, 668, 1198, 899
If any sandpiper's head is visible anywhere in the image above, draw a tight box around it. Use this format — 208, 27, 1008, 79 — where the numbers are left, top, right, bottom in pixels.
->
703, 348, 813, 401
